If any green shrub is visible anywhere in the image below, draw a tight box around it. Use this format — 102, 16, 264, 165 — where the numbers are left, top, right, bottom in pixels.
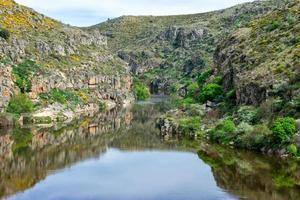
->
197, 69, 213, 87
271, 117, 296, 144
39, 88, 82, 105
237, 106, 258, 124
287, 144, 298, 156
212, 76, 222, 85
6, 94, 34, 115
0, 28, 10, 40
186, 82, 199, 98
12, 60, 40, 93
177, 117, 201, 138
133, 78, 150, 100
178, 97, 195, 105
239, 124, 272, 150
199, 83, 223, 103
210, 119, 237, 144
266, 20, 280, 32
33, 116, 52, 124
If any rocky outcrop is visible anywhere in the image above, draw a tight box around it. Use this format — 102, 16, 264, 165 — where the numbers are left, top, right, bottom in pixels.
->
215, 0, 300, 106
157, 26, 208, 48
0, 0, 134, 120
0, 62, 15, 112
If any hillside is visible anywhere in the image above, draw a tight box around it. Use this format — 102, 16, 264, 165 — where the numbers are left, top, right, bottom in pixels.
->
0, 0, 133, 123
90, 0, 288, 94
90, 0, 299, 155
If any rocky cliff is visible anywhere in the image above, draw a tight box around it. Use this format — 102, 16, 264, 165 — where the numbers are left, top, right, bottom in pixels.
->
0, 0, 133, 120
91, 0, 288, 94
215, 1, 300, 106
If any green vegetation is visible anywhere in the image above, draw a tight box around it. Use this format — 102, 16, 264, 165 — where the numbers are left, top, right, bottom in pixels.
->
39, 88, 84, 106
12, 60, 41, 93
287, 144, 298, 156
210, 119, 237, 145
0, 28, 9, 40
6, 93, 34, 115
199, 83, 223, 103
133, 78, 150, 100
33, 116, 52, 124
271, 117, 296, 144
11, 128, 33, 154
197, 69, 213, 87
177, 116, 201, 137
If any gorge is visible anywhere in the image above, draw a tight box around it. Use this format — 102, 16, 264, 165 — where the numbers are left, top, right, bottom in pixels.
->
0, 0, 299, 199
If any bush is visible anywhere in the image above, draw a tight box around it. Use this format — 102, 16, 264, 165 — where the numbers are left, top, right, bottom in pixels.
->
239, 124, 272, 150
210, 119, 237, 144
178, 117, 201, 137
178, 97, 195, 105
212, 76, 222, 85
271, 117, 296, 144
133, 79, 150, 100
39, 88, 82, 105
199, 83, 223, 103
237, 106, 258, 124
12, 60, 40, 93
197, 69, 213, 87
6, 94, 34, 115
186, 82, 199, 98
287, 144, 298, 156
0, 28, 10, 40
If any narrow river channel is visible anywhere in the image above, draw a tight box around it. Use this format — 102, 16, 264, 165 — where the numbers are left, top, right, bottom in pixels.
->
0, 96, 299, 200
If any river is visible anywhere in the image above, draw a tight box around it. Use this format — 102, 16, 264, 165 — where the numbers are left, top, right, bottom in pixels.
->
0, 96, 299, 200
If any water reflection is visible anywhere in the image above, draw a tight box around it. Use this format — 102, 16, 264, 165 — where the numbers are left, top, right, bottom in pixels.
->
198, 143, 300, 200
0, 96, 299, 200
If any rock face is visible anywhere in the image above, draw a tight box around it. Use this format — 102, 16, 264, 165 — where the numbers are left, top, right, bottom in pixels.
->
0, 0, 133, 116
0, 62, 15, 112
157, 26, 208, 48
215, 1, 300, 105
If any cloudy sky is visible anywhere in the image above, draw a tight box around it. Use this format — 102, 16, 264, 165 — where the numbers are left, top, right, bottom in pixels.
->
15, 0, 253, 27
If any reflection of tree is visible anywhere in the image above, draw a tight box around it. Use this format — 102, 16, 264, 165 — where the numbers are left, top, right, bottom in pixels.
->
0, 100, 178, 199
198, 144, 300, 200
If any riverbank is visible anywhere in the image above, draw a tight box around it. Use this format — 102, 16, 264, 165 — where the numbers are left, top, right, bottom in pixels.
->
1, 96, 300, 200
156, 103, 300, 158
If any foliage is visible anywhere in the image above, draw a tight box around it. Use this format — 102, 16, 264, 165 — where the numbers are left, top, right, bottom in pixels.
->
12, 60, 40, 93
186, 82, 199, 98
178, 116, 201, 137
39, 88, 83, 105
212, 76, 222, 85
271, 117, 296, 144
197, 69, 213, 87
210, 119, 237, 145
273, 173, 296, 188
11, 128, 33, 154
6, 93, 34, 115
238, 124, 272, 150
133, 78, 150, 100
33, 116, 52, 124
287, 144, 298, 157
0, 28, 9, 40
199, 83, 223, 103
177, 97, 195, 105
237, 106, 258, 124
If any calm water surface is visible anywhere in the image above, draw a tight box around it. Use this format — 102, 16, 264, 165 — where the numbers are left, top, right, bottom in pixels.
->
0, 96, 299, 200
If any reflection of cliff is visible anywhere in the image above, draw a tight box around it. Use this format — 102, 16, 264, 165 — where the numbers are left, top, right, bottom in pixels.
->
0, 100, 178, 199
198, 144, 300, 200
0, 108, 133, 198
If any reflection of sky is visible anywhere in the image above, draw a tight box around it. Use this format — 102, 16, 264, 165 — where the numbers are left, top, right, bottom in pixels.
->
15, 0, 253, 26
9, 149, 236, 200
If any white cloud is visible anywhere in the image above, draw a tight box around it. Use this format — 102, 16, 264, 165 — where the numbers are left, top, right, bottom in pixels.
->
15, 0, 253, 26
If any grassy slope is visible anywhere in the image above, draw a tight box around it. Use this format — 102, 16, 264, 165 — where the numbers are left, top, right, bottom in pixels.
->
0, 0, 125, 75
